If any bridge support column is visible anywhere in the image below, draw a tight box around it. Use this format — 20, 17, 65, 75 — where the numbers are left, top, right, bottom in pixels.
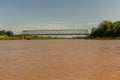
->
22, 34, 25, 40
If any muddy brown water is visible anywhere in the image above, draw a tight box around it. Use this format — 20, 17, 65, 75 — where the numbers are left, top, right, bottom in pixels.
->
0, 40, 120, 80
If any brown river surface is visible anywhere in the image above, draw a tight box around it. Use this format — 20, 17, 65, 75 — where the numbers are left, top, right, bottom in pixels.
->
0, 40, 120, 80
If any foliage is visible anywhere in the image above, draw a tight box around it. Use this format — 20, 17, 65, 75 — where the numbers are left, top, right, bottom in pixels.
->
0, 30, 17, 40
5, 31, 13, 36
90, 20, 120, 38
0, 30, 14, 36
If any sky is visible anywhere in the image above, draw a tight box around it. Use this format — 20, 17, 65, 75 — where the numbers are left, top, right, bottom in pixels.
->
0, 0, 120, 33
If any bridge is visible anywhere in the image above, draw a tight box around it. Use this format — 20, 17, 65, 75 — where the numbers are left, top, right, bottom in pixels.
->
22, 29, 89, 38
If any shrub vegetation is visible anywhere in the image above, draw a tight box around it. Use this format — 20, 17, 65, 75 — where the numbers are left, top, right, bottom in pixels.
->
90, 20, 120, 39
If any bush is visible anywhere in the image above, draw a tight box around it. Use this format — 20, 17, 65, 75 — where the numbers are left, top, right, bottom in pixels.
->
90, 20, 120, 38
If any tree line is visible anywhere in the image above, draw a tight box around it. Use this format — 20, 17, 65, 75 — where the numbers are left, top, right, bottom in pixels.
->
0, 30, 13, 36
90, 20, 120, 38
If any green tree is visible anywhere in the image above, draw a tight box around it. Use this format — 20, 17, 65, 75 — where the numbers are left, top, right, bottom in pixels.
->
5, 31, 13, 36
90, 20, 120, 38
0, 30, 6, 35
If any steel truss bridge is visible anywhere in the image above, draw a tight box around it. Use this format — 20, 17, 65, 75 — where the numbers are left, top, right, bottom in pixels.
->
22, 29, 89, 38
22, 29, 89, 35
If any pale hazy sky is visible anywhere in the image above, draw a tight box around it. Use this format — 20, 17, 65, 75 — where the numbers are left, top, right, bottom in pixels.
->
0, 0, 120, 33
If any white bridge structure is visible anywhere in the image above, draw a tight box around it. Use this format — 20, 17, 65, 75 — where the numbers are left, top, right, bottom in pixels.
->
22, 29, 89, 38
